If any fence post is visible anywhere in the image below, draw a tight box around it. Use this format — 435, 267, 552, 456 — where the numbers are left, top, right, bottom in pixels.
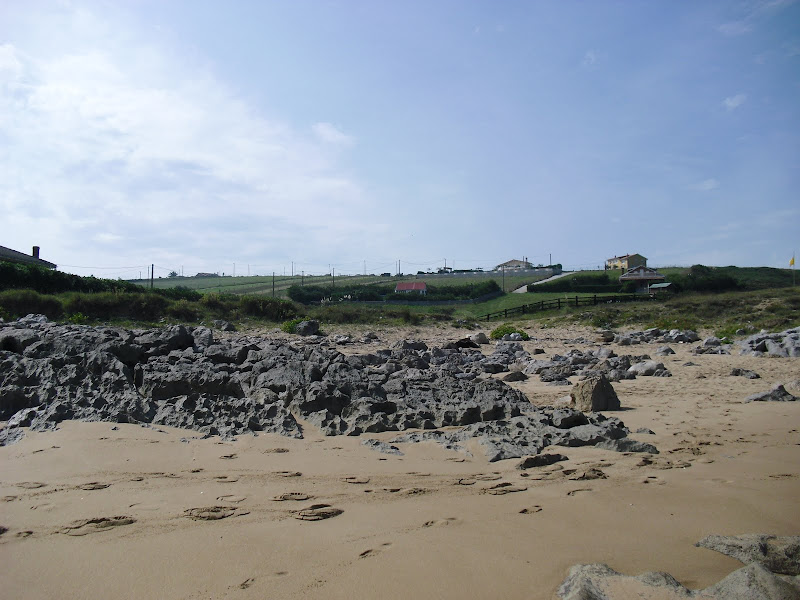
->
593, 294, 597, 305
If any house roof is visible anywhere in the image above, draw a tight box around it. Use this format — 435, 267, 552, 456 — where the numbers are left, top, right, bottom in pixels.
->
649, 282, 673, 289
495, 259, 530, 269
619, 266, 665, 281
607, 253, 646, 261
395, 282, 427, 291
0, 245, 57, 269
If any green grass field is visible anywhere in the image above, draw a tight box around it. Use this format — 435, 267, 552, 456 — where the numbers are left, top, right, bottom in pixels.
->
131, 271, 550, 297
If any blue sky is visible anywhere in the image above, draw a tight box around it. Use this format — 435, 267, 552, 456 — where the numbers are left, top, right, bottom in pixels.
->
1, 1, 798, 278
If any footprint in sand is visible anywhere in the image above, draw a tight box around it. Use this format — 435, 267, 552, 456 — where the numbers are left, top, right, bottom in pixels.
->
215, 475, 240, 483
61, 516, 136, 536
421, 517, 459, 528
566, 488, 592, 496
456, 478, 477, 486
16, 530, 34, 538
272, 492, 311, 502
359, 542, 392, 558
185, 506, 246, 521
519, 506, 543, 515
769, 473, 796, 480
343, 476, 370, 484
294, 504, 343, 521
263, 448, 290, 454
274, 471, 302, 478
219, 454, 238, 460
2, 496, 18, 502
78, 482, 110, 491
474, 473, 503, 481
16, 482, 46, 489
641, 476, 665, 485
216, 495, 247, 503
482, 482, 527, 495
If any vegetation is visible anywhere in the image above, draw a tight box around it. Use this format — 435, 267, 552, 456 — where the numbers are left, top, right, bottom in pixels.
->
490, 324, 530, 340
287, 280, 501, 304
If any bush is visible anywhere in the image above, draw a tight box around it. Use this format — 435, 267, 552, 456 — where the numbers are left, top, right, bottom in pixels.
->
238, 295, 298, 321
490, 323, 530, 340
280, 318, 305, 333
0, 289, 64, 319
62, 292, 169, 321
167, 299, 200, 321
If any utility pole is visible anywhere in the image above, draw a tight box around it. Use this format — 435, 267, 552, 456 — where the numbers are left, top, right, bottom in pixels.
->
502, 265, 505, 292
150, 264, 154, 289
549, 253, 552, 266
301, 270, 304, 286
332, 267, 335, 288
247, 264, 250, 277
272, 272, 275, 297
364, 260, 366, 276
233, 263, 236, 277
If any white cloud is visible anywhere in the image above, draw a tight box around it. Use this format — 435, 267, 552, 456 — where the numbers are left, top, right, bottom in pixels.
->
690, 178, 720, 191
312, 122, 354, 146
0, 7, 375, 274
581, 50, 597, 67
723, 93, 747, 110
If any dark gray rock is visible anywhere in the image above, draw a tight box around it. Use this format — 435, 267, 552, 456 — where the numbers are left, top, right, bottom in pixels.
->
595, 438, 658, 454
295, 320, 320, 336
517, 453, 568, 469
730, 368, 760, 379
361, 439, 404, 455
502, 370, 528, 382
745, 384, 797, 403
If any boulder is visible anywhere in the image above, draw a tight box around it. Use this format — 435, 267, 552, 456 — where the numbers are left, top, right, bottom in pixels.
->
570, 375, 620, 412
627, 360, 669, 377
744, 384, 797, 403
295, 320, 320, 336
469, 332, 490, 345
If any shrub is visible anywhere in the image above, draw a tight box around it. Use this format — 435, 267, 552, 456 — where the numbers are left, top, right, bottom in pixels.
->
280, 318, 305, 333
0, 289, 64, 319
67, 312, 88, 324
238, 295, 298, 321
490, 323, 530, 340
167, 299, 200, 321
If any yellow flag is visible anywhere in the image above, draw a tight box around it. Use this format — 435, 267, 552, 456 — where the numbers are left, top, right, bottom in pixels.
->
792, 255, 796, 266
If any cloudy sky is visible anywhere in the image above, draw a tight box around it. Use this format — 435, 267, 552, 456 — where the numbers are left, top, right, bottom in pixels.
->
1, 1, 798, 278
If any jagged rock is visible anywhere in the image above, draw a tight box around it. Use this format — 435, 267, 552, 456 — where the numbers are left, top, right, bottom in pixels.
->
696, 534, 800, 576
745, 384, 798, 403
738, 327, 800, 357
361, 439, 404, 455
595, 438, 658, 454
655, 345, 676, 356
730, 367, 760, 379
212, 320, 236, 331
557, 561, 800, 600
295, 320, 320, 336
570, 375, 620, 412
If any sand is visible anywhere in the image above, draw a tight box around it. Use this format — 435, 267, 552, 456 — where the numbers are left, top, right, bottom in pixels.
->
2, 324, 799, 599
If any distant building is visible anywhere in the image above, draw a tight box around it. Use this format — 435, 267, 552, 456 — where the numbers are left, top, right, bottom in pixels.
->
606, 254, 647, 271
0, 245, 57, 269
494, 259, 532, 271
619, 265, 665, 293
195, 272, 219, 278
395, 281, 427, 295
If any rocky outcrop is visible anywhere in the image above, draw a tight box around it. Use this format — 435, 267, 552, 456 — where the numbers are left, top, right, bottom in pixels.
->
557, 562, 800, 600
0, 316, 650, 459
696, 534, 800, 576
738, 327, 800, 357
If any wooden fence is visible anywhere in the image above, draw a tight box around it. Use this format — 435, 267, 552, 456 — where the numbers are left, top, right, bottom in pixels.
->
478, 294, 656, 321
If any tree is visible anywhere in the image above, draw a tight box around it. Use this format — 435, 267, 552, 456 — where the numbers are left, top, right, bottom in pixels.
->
168, 271, 178, 278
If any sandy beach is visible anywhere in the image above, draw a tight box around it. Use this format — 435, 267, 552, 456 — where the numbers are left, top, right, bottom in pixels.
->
2, 324, 799, 599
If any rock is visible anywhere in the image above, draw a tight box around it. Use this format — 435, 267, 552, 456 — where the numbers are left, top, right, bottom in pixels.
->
596, 330, 615, 343
516, 453, 568, 469
212, 320, 236, 332
595, 438, 658, 453
634, 427, 655, 435
730, 367, 760, 379
655, 345, 675, 356
570, 375, 620, 412
295, 320, 320, 336
502, 371, 528, 382
469, 332, 490, 344
627, 360, 669, 377
361, 439, 404, 455
696, 534, 800, 576
557, 561, 800, 600
745, 384, 798, 403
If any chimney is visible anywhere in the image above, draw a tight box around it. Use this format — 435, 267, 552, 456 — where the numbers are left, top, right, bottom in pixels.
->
32, 246, 40, 259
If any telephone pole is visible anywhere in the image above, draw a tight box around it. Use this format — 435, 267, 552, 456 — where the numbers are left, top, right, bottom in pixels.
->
150, 264, 154, 289
272, 272, 275, 296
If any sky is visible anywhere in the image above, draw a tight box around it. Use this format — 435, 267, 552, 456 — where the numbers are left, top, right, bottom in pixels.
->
1, 0, 798, 278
